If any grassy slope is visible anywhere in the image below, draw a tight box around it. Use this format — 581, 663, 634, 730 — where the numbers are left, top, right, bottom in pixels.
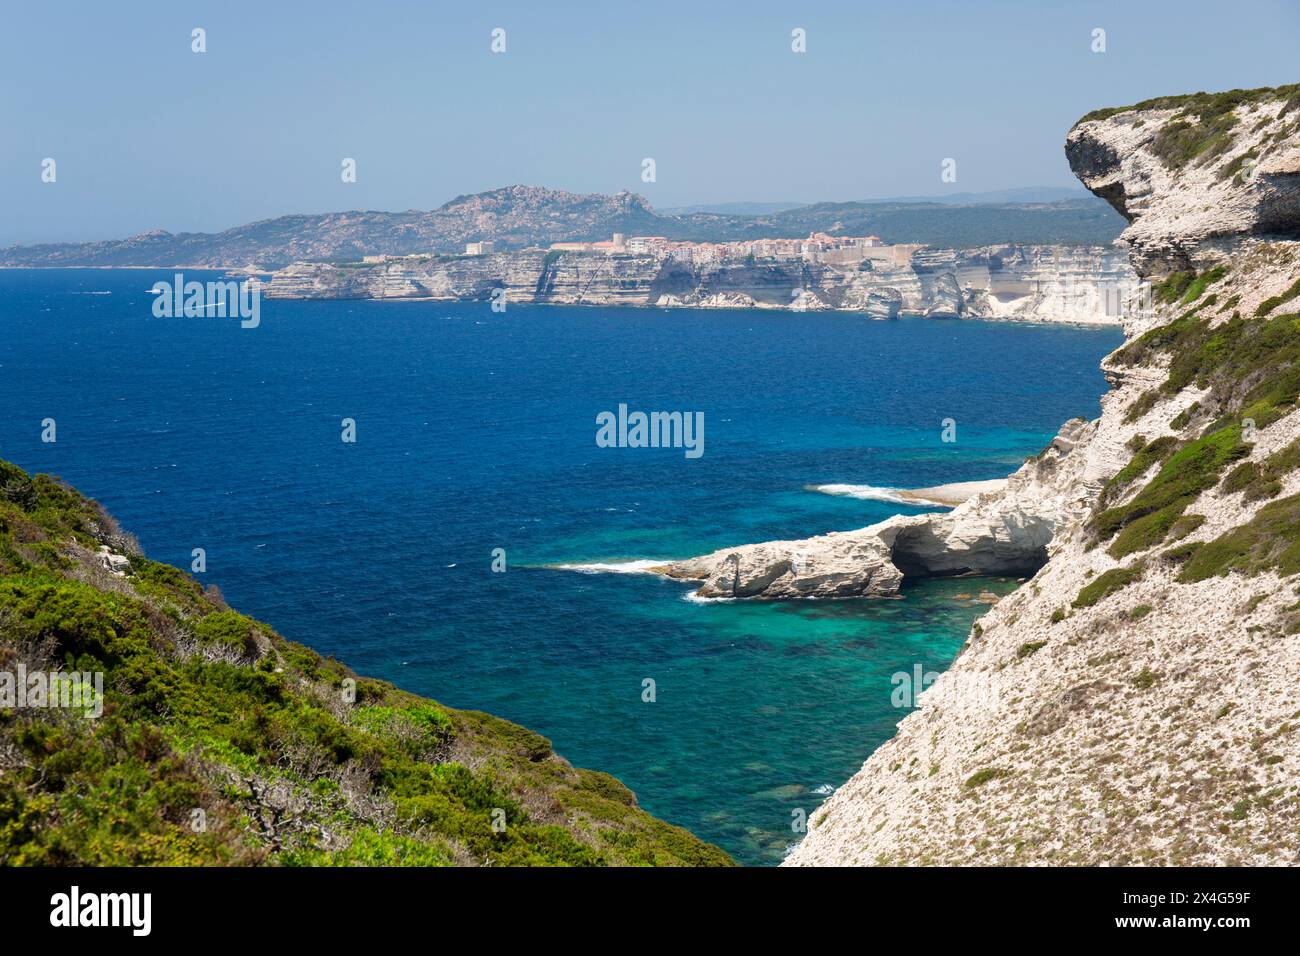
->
1074, 259, 1300, 609
1076, 84, 1300, 126
0, 458, 733, 866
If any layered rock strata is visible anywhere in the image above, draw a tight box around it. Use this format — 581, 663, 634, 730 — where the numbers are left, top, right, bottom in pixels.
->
264, 244, 1136, 325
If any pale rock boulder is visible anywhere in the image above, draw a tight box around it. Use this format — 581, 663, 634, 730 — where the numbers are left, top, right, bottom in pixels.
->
920, 271, 965, 318
96, 545, 131, 577
837, 280, 904, 319
662, 528, 906, 599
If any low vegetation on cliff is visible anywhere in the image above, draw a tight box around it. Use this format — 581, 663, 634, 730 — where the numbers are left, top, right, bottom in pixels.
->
1077, 85, 1300, 127
1077, 85, 1300, 173
0, 457, 731, 866
1093, 261, 1300, 573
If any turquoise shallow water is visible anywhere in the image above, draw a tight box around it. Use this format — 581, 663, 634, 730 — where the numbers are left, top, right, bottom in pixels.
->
0, 269, 1121, 864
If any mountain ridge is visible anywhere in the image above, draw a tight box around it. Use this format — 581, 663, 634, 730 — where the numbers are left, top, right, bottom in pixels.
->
1, 185, 1125, 270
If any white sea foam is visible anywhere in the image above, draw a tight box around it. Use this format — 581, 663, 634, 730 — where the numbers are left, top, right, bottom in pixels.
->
553, 559, 667, 575
810, 483, 913, 505
681, 589, 736, 604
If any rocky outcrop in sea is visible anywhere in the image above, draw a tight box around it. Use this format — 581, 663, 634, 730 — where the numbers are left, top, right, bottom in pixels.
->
660, 419, 1097, 599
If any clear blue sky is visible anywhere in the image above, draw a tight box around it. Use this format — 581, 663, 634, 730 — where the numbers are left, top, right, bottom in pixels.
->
2, 0, 1297, 244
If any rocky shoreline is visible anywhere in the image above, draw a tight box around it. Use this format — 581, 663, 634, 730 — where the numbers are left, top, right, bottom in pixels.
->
657, 420, 1093, 601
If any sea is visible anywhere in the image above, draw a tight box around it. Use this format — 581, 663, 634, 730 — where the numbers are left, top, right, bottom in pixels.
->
0, 268, 1122, 864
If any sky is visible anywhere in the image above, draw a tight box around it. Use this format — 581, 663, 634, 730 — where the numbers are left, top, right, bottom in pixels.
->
2, 0, 1297, 245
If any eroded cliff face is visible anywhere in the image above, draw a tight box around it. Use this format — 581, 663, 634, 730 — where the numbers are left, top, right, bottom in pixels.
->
263, 244, 1135, 325
778, 87, 1300, 866
1066, 86, 1300, 274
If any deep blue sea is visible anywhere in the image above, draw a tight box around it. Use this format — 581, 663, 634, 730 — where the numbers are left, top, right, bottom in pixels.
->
0, 269, 1121, 864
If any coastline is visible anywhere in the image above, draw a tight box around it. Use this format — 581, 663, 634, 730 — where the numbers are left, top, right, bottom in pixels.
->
256, 240, 1134, 325
0, 264, 1127, 327
549, 477, 1018, 588
308, 296, 1126, 326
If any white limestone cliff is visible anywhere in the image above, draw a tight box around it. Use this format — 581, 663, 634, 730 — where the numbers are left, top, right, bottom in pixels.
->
782, 86, 1300, 866
1066, 89, 1300, 274
264, 243, 1135, 325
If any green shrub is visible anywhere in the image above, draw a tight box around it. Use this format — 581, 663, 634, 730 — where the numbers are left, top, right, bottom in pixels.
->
1218, 149, 1259, 183
1075, 85, 1300, 126
1256, 277, 1300, 317
1097, 425, 1249, 557
1123, 390, 1161, 424
1073, 563, 1146, 608
964, 767, 1010, 789
193, 611, 259, 657
1178, 265, 1228, 304
1221, 439, 1300, 502
1221, 461, 1261, 494
1167, 513, 1206, 541
1160, 541, 1203, 566
1155, 271, 1196, 304
1170, 403, 1199, 430
1146, 101, 1243, 169
1136, 430, 1245, 515
283, 828, 455, 867
1099, 436, 1180, 506
1178, 493, 1300, 582
1114, 307, 1300, 439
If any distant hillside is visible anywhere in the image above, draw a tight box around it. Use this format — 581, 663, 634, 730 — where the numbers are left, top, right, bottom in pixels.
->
680, 198, 1124, 248
0, 185, 1126, 270
664, 187, 1091, 214
659, 201, 810, 216
862, 186, 1092, 205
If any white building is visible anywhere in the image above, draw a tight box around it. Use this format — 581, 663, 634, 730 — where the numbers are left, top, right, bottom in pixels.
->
628, 236, 668, 254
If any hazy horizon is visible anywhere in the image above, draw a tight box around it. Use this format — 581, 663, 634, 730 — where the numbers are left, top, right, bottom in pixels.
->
5, 183, 1104, 248
4, 0, 1297, 245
